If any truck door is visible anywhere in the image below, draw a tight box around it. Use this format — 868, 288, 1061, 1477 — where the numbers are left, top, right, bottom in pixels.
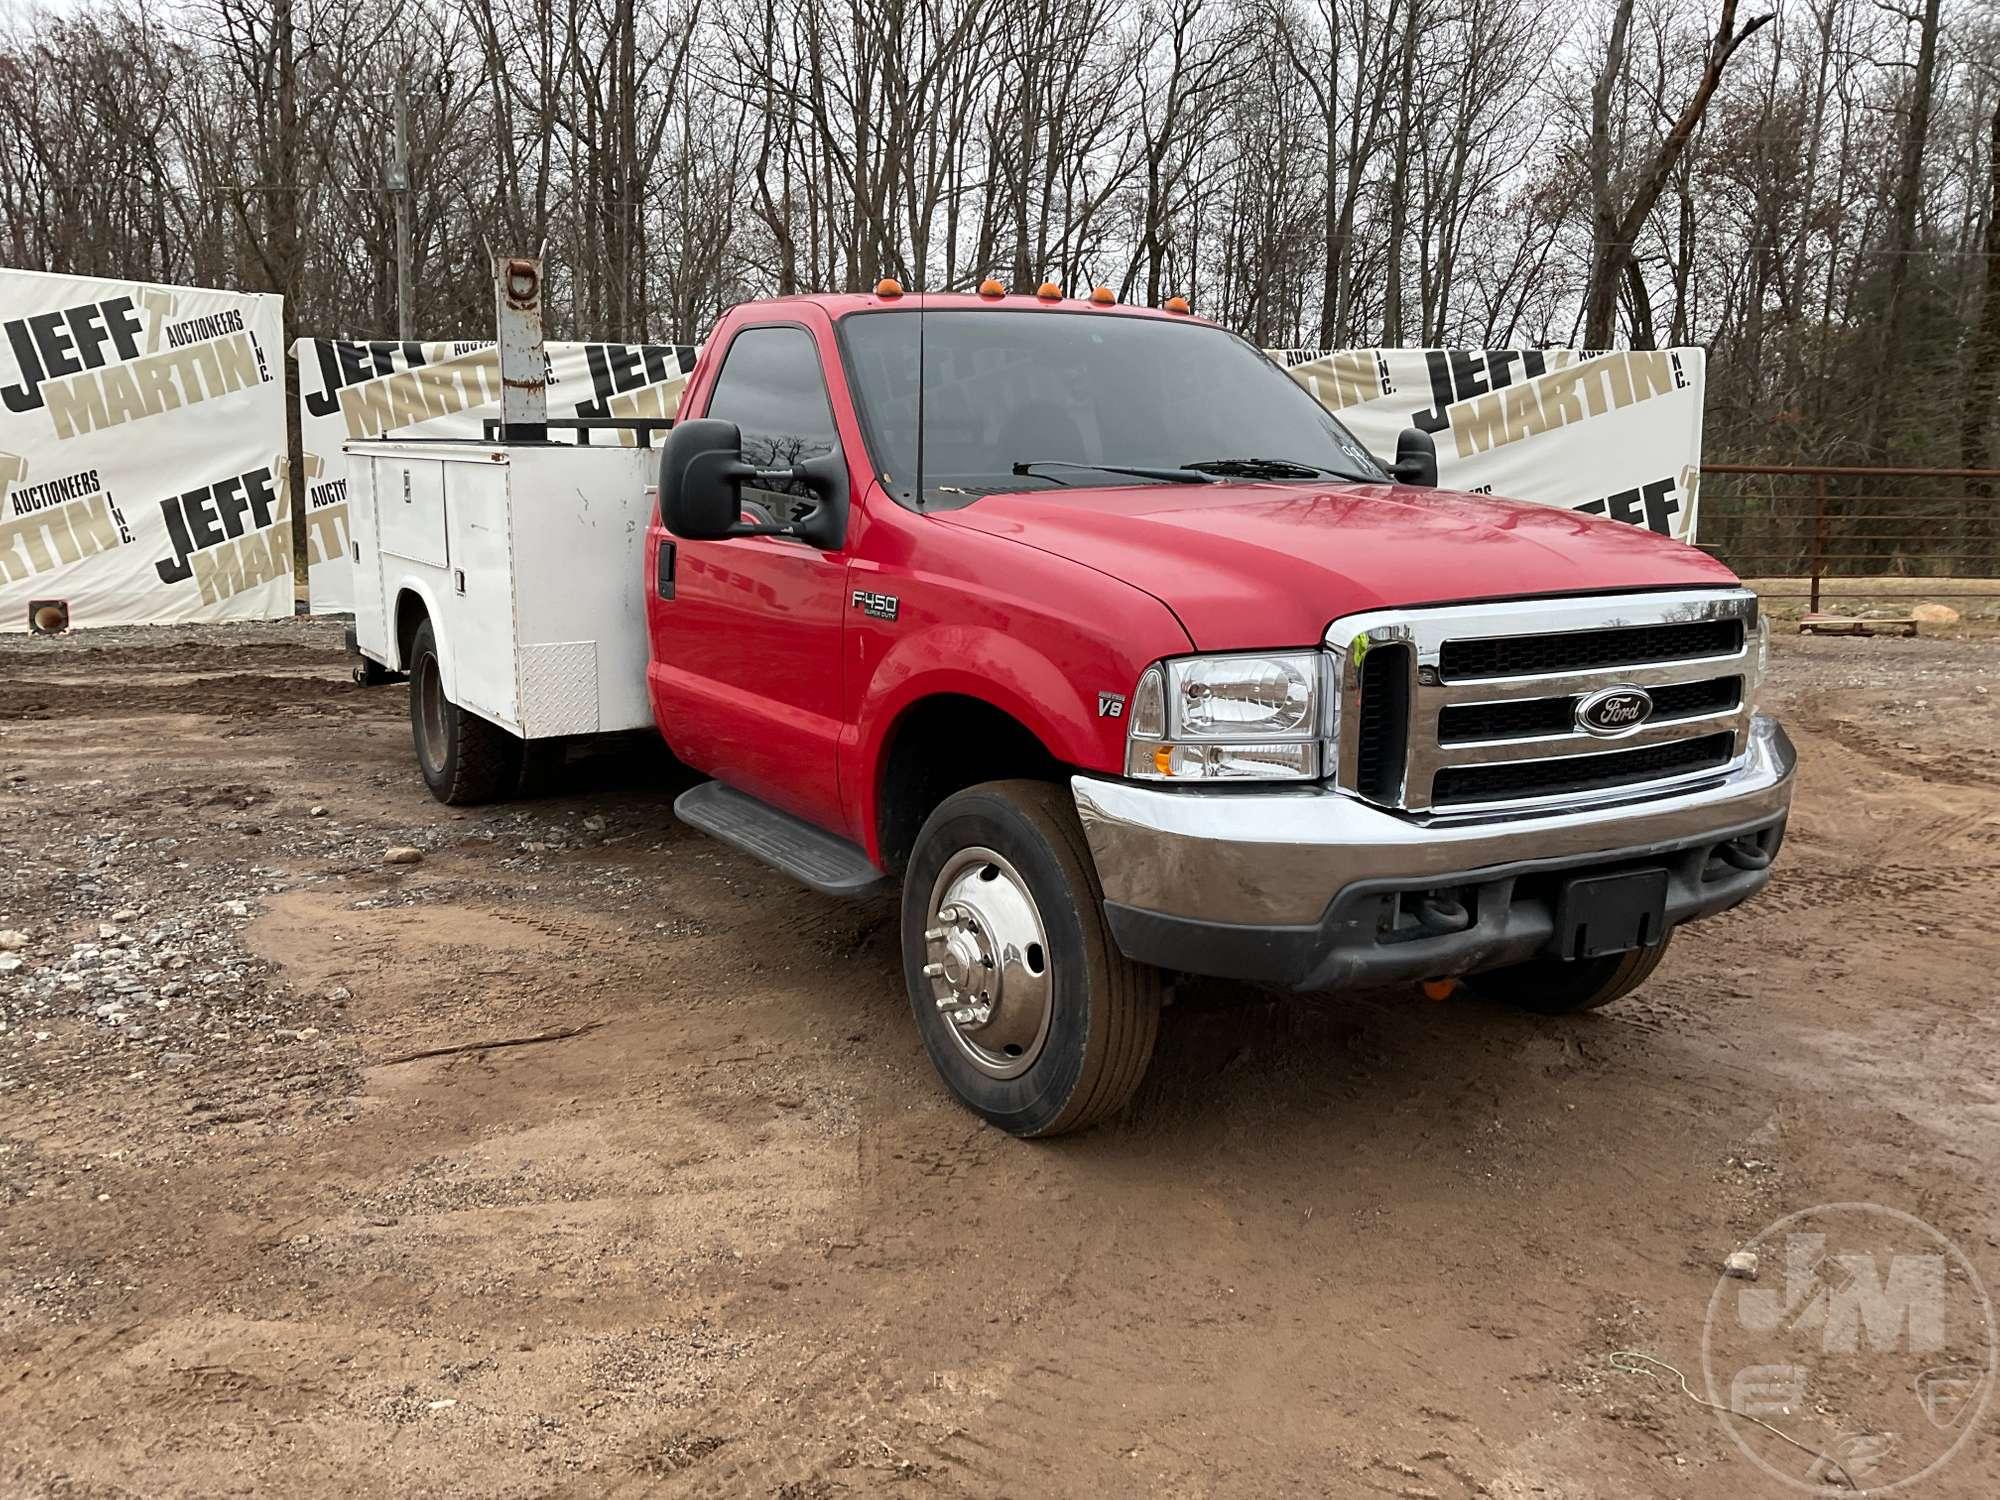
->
647, 321, 849, 828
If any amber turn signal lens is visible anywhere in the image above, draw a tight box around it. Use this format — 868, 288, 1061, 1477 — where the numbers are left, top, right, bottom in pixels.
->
1421, 979, 1457, 1001
1036, 281, 1062, 301
875, 278, 903, 298
1163, 294, 1191, 314
1090, 286, 1116, 305
978, 278, 1005, 299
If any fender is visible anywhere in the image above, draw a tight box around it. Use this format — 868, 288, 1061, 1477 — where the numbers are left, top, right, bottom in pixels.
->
845, 623, 1139, 865
386, 576, 455, 694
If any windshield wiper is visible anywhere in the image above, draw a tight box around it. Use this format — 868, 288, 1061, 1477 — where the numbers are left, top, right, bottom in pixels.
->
1011, 460, 1216, 486
1183, 457, 1367, 481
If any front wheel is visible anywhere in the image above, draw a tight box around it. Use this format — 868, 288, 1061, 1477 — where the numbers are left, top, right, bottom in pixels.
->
408, 619, 520, 805
902, 780, 1162, 1137
1467, 937, 1672, 1014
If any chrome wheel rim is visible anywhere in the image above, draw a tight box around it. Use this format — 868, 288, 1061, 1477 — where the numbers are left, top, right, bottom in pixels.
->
922, 847, 1053, 1080
415, 656, 448, 776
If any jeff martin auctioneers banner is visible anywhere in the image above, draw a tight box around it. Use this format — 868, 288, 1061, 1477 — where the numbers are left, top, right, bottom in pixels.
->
0, 267, 290, 631
295, 338, 698, 613
1273, 347, 1707, 544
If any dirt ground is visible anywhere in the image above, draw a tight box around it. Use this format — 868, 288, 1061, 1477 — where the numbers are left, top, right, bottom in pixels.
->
2, 617, 1997, 1499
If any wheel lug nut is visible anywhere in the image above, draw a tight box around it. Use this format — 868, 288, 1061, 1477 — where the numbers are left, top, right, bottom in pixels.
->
924, 927, 947, 941
922, 961, 945, 978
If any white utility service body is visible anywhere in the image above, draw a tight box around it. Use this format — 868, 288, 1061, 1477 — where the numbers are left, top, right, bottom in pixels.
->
346, 438, 656, 739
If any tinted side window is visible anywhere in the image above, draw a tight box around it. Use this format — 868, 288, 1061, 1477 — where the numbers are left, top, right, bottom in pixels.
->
706, 323, 836, 456
703, 325, 837, 526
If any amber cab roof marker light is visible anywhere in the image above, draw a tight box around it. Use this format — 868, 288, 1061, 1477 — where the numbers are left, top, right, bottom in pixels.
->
1163, 294, 1191, 315
978, 278, 1006, 299
875, 278, 904, 298
1089, 286, 1116, 306
1036, 281, 1063, 301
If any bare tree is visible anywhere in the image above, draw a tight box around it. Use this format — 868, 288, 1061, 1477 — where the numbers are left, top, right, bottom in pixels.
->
1584, 0, 1772, 346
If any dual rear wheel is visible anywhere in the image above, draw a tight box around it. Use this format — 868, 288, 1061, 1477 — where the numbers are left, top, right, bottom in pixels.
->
407, 619, 564, 805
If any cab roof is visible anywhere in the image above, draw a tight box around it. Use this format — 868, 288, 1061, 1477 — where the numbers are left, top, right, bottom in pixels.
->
736, 290, 1211, 324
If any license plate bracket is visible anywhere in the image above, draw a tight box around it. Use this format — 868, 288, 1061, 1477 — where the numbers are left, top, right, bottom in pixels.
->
1553, 869, 1669, 960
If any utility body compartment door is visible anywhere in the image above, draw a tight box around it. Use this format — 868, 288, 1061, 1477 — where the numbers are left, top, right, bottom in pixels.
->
437, 452, 517, 729
347, 455, 389, 661
375, 456, 449, 568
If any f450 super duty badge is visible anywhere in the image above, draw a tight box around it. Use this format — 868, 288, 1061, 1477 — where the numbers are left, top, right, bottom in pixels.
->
851, 589, 899, 622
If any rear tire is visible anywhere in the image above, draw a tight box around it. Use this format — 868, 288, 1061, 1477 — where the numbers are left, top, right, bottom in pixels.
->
514, 739, 567, 798
408, 619, 519, 805
1468, 937, 1672, 1014
902, 779, 1161, 1137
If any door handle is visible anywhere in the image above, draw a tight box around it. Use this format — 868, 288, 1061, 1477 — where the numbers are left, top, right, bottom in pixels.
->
656, 541, 676, 600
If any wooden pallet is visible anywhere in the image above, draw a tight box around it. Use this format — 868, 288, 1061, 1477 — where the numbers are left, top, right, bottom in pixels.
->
1797, 613, 1919, 637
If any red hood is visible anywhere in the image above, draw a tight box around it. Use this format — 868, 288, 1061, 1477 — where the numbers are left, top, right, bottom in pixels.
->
937, 481, 1739, 650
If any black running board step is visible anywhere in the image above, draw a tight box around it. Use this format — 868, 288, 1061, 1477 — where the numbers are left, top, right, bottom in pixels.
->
674, 781, 889, 898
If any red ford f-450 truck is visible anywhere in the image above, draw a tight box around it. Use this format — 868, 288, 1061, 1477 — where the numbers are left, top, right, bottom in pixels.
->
345, 280, 1794, 1137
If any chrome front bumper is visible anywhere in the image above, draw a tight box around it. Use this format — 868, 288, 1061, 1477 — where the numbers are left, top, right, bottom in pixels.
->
1072, 714, 1797, 989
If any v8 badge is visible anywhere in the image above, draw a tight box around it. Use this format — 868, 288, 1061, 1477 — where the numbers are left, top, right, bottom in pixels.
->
1097, 692, 1126, 718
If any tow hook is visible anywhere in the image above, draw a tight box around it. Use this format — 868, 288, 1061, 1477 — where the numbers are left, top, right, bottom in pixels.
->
1717, 838, 1773, 871
1705, 836, 1774, 880
1414, 894, 1470, 934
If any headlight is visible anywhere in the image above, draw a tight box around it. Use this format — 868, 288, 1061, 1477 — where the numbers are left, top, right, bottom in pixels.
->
1124, 652, 1327, 781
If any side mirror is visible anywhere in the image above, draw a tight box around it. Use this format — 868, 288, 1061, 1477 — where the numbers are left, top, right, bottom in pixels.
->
1392, 428, 1438, 488
659, 418, 751, 540
657, 417, 850, 549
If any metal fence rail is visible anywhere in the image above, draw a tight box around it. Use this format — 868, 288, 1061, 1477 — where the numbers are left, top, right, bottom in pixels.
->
1698, 463, 2000, 610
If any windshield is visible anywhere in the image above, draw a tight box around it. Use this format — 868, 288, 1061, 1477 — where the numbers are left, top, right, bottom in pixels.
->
838, 309, 1388, 507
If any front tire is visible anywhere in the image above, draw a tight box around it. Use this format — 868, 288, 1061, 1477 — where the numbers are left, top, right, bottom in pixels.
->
1468, 938, 1672, 1014
901, 780, 1162, 1137
408, 619, 520, 805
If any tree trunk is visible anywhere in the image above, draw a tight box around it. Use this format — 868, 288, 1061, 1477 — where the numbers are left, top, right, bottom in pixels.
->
1865, 0, 1942, 459
1959, 87, 2000, 567
1382, 0, 1418, 344
1584, 0, 1768, 348
1583, 0, 1634, 348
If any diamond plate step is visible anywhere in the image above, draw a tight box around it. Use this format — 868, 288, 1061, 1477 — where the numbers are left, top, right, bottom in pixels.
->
673, 781, 889, 898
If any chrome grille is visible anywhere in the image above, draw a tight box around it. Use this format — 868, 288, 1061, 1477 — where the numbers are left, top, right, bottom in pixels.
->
1328, 589, 1761, 814
1438, 618, 1743, 680
1438, 674, 1741, 744
1431, 731, 1737, 806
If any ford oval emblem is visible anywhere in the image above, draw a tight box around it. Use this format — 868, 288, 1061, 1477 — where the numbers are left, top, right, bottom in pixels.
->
1576, 685, 1653, 737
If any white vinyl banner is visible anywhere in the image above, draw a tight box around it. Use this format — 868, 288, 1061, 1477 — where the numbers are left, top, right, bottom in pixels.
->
1272, 348, 1706, 543
0, 268, 289, 631
296, 339, 696, 612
